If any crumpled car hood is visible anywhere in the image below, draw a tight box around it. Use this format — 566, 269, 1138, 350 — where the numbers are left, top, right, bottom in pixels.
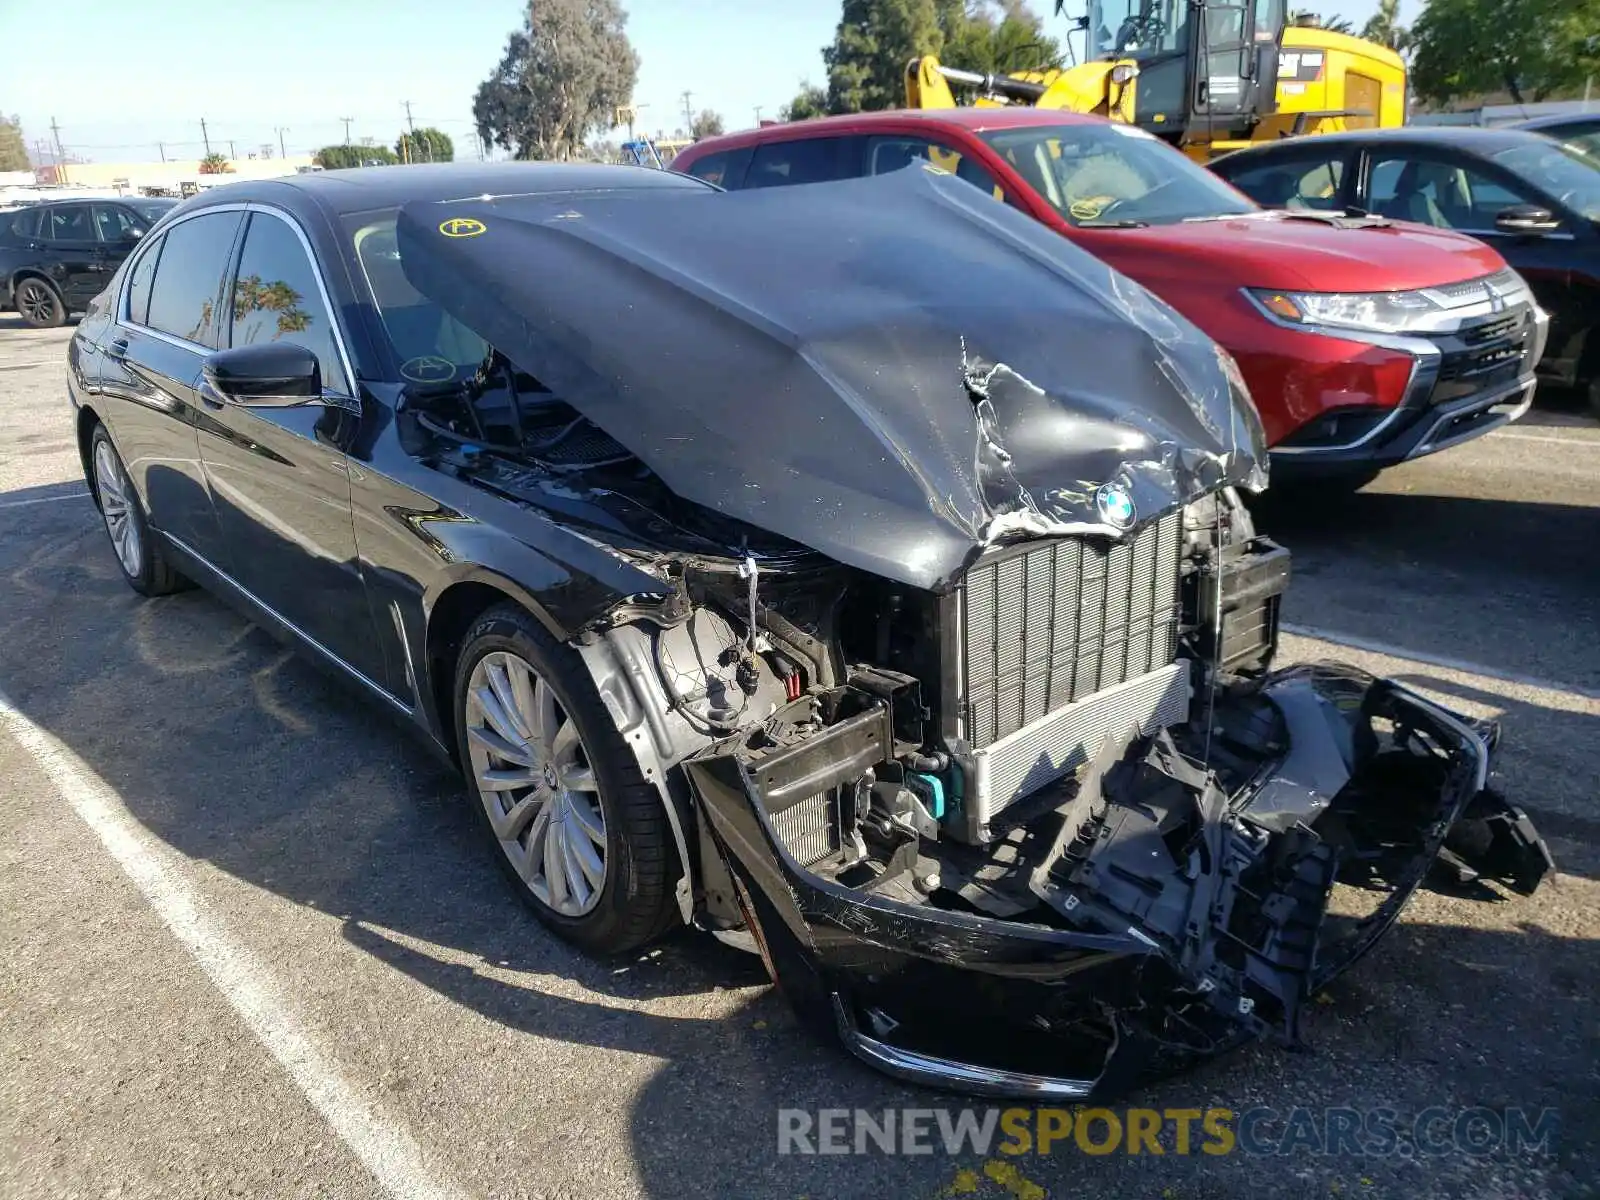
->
395, 165, 1267, 589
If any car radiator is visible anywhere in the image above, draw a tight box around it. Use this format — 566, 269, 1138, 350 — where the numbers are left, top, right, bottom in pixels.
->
951, 511, 1190, 841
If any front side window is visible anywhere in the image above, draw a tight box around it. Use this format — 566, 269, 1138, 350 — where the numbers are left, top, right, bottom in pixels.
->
980, 122, 1255, 226
44, 204, 95, 242
1368, 154, 1562, 231
1491, 140, 1600, 222
94, 204, 144, 243
1223, 154, 1347, 211
229, 212, 346, 392
863, 135, 1006, 200
144, 210, 243, 345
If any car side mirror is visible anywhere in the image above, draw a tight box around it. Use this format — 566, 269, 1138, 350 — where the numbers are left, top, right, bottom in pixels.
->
1494, 205, 1562, 235
203, 343, 322, 407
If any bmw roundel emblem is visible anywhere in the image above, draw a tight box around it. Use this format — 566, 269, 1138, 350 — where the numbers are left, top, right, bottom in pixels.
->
1096, 482, 1136, 531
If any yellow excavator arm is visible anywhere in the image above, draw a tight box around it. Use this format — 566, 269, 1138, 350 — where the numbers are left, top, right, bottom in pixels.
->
907, 56, 1137, 125
904, 2, 1406, 160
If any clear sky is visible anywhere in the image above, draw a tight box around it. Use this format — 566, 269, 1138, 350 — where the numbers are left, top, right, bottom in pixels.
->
0, 0, 1393, 165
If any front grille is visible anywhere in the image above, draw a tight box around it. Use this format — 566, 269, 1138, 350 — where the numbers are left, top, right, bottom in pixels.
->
958, 511, 1183, 750
1429, 305, 1533, 401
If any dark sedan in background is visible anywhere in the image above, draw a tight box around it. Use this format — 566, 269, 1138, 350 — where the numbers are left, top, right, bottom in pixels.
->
1212, 127, 1600, 414
1, 195, 178, 327
65, 162, 1549, 1098
1514, 111, 1600, 159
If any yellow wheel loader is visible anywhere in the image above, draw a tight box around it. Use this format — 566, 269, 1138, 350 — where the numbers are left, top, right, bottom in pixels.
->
906, 0, 1406, 161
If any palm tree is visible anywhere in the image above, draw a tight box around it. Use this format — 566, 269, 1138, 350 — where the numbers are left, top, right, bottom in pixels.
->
1360, 0, 1409, 51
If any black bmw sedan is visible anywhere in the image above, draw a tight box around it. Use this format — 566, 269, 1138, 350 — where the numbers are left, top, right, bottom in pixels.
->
68, 162, 1549, 1096
1211, 127, 1600, 415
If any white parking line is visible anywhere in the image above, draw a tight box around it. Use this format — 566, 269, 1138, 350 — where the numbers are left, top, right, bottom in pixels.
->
0, 685, 466, 1200
1282, 623, 1600, 704
1493, 431, 1599, 448
0, 490, 91, 510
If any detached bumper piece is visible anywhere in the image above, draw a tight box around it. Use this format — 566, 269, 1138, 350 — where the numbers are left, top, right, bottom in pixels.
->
685, 662, 1554, 1099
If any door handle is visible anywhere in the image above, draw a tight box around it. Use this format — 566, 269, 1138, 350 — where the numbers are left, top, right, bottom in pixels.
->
105, 337, 129, 362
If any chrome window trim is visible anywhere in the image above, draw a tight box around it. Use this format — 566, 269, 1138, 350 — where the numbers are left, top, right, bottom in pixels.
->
117, 200, 360, 411
163, 530, 413, 718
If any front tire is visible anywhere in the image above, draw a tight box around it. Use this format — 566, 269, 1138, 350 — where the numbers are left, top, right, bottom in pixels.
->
15, 278, 65, 328
453, 603, 677, 954
89, 424, 187, 596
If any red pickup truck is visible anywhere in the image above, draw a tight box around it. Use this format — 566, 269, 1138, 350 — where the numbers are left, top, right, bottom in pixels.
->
674, 110, 1548, 485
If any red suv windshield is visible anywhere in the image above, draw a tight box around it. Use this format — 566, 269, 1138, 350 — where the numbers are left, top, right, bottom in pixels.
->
980, 123, 1256, 226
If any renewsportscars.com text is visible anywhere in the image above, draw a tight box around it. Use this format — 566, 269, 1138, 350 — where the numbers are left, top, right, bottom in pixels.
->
776, 1106, 1560, 1159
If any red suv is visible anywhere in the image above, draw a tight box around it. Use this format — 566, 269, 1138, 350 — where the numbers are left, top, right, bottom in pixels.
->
674, 110, 1548, 484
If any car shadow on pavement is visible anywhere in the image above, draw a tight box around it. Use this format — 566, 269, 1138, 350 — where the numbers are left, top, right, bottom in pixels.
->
1, 502, 1594, 1198
1256, 488, 1600, 693
0, 313, 78, 333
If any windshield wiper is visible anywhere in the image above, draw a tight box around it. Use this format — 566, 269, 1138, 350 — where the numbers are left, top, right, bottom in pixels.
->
1076, 218, 1149, 228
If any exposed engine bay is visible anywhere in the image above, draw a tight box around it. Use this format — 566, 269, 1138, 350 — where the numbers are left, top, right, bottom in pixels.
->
388, 171, 1554, 1097
402, 362, 1553, 1099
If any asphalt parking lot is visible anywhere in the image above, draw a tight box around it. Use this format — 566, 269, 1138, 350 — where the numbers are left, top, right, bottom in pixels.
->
1, 315, 1596, 1200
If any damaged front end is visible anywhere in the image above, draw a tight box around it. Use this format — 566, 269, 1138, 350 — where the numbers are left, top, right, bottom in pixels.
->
682, 646, 1552, 1097
390, 169, 1554, 1097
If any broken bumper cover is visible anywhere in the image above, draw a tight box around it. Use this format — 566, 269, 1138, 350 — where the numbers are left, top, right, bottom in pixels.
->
684, 663, 1554, 1099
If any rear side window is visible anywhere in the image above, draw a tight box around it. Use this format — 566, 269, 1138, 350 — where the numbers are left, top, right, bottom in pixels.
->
1221, 154, 1345, 210
44, 204, 95, 242
3, 207, 41, 241
125, 235, 163, 326
228, 212, 346, 392
680, 147, 751, 189
745, 137, 861, 188
144, 211, 243, 346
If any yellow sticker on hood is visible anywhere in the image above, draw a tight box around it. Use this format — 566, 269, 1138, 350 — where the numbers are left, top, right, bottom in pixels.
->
439, 217, 486, 238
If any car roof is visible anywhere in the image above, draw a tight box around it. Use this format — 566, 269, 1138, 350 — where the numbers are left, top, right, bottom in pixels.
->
681, 107, 1109, 154
1513, 111, 1600, 132
1214, 125, 1553, 163
180, 162, 711, 218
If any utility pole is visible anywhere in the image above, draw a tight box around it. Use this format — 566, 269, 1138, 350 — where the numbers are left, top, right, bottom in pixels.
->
49, 116, 65, 161
228, 140, 236, 159
402, 99, 426, 162
681, 91, 693, 134
275, 127, 288, 158
157, 142, 166, 162
200, 118, 211, 155
754, 106, 764, 125
340, 116, 353, 146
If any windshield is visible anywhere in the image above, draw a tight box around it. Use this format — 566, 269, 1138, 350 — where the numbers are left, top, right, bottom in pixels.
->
1494, 140, 1600, 221
346, 213, 490, 383
980, 123, 1256, 226
1087, 0, 1189, 57
127, 198, 179, 223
